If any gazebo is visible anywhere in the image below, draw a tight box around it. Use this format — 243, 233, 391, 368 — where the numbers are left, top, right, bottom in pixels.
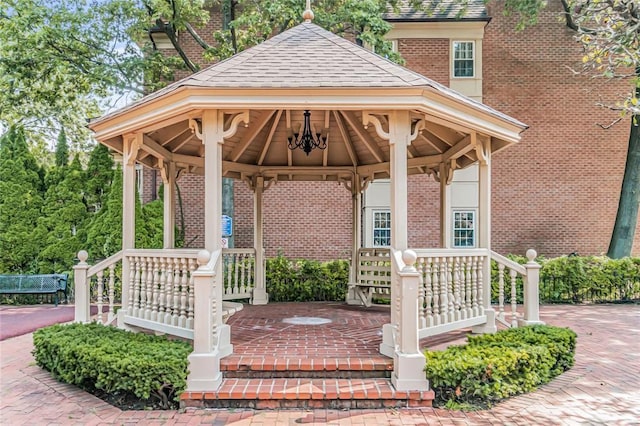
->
75, 11, 543, 400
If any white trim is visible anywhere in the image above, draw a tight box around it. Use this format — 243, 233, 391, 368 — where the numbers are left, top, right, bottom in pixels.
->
452, 209, 477, 248
451, 40, 475, 79
372, 209, 392, 248
386, 21, 487, 40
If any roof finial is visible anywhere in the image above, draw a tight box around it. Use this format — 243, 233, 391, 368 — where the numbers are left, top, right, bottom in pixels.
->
303, 0, 314, 23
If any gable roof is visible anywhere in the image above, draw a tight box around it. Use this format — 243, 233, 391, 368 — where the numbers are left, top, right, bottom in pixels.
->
384, 0, 489, 22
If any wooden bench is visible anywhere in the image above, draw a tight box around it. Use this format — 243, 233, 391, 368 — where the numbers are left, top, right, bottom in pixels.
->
350, 248, 391, 307
0, 274, 68, 306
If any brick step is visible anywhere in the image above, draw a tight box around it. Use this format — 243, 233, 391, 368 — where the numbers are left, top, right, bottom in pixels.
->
221, 356, 393, 379
180, 378, 435, 409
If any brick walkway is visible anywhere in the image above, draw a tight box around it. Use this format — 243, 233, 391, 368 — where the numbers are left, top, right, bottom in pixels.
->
1, 304, 639, 424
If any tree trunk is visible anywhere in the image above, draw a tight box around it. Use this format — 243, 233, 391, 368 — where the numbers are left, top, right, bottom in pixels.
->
608, 113, 640, 258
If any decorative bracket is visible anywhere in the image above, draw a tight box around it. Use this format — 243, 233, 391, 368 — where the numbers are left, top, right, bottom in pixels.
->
124, 133, 142, 166
474, 132, 491, 166
188, 119, 202, 141
223, 111, 250, 139
362, 112, 389, 140
433, 159, 456, 184
410, 119, 426, 144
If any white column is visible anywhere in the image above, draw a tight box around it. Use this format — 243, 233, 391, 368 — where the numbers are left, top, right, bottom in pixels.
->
163, 162, 176, 249
380, 111, 412, 356
473, 135, 497, 334
389, 111, 409, 251
187, 250, 223, 391
203, 111, 223, 253
252, 176, 268, 304
119, 134, 140, 325
392, 250, 430, 391
439, 163, 451, 248
346, 176, 362, 305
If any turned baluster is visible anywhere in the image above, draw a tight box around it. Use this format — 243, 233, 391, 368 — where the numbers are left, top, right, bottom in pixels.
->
108, 264, 116, 323
465, 256, 472, 318
157, 257, 166, 320
172, 257, 181, 326
439, 257, 449, 324
498, 263, 506, 321
179, 257, 188, 327
417, 257, 426, 329
132, 256, 141, 317
477, 257, 484, 315
510, 268, 518, 327
424, 257, 433, 327
432, 257, 440, 325
471, 256, 479, 317
186, 257, 196, 330
453, 257, 462, 321
150, 256, 160, 322
164, 256, 174, 324
96, 270, 104, 324
128, 256, 136, 313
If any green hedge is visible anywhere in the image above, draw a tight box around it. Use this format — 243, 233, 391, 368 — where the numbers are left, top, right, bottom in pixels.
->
424, 325, 576, 408
265, 254, 349, 302
32, 323, 192, 408
492, 255, 640, 304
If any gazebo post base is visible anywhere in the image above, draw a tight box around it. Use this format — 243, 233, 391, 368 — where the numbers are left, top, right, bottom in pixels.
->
251, 288, 269, 305
391, 353, 429, 391
186, 352, 223, 391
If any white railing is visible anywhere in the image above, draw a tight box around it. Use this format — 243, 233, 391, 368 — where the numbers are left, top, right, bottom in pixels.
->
74, 250, 124, 325
222, 248, 255, 300
414, 249, 490, 338
123, 249, 203, 338
491, 249, 543, 327
350, 248, 391, 306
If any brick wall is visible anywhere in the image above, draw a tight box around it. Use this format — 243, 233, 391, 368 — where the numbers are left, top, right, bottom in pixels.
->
483, 0, 638, 256
397, 38, 449, 86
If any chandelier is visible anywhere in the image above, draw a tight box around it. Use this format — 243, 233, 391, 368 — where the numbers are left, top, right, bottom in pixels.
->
287, 110, 327, 156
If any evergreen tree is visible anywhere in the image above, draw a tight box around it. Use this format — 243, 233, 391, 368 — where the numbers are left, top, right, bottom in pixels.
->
38, 154, 89, 273
85, 143, 113, 213
0, 126, 45, 272
54, 129, 69, 167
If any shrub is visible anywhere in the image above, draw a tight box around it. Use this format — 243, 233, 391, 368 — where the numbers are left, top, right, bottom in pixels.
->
265, 254, 349, 302
424, 325, 577, 408
33, 323, 192, 408
491, 254, 640, 304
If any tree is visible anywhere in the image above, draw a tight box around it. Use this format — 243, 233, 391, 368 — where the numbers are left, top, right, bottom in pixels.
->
54, 129, 69, 168
0, 126, 46, 273
85, 143, 115, 213
38, 155, 89, 273
561, 0, 639, 257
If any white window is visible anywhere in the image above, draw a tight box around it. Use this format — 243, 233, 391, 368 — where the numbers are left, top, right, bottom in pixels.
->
372, 210, 391, 247
453, 210, 475, 248
453, 41, 474, 78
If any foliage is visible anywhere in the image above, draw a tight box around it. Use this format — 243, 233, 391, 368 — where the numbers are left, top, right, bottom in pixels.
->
0, 126, 46, 273
85, 167, 164, 260
37, 155, 89, 274
265, 254, 349, 302
32, 322, 192, 408
492, 254, 640, 304
539, 255, 640, 303
424, 325, 576, 408
54, 129, 69, 168
85, 143, 115, 213
568, 0, 639, 117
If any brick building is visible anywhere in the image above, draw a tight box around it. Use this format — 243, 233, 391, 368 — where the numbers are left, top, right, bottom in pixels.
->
141, 0, 639, 259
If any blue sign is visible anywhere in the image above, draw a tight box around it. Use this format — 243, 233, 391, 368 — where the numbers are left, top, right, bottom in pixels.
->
221, 215, 233, 237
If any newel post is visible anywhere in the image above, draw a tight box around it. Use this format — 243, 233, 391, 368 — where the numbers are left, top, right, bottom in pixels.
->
187, 250, 223, 391
392, 250, 430, 392
521, 249, 545, 326
73, 250, 90, 323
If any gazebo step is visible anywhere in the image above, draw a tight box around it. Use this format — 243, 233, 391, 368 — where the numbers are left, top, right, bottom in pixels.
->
221, 356, 393, 379
180, 378, 434, 409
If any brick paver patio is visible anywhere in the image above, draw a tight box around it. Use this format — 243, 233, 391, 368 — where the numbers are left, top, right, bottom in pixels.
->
1, 303, 638, 424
